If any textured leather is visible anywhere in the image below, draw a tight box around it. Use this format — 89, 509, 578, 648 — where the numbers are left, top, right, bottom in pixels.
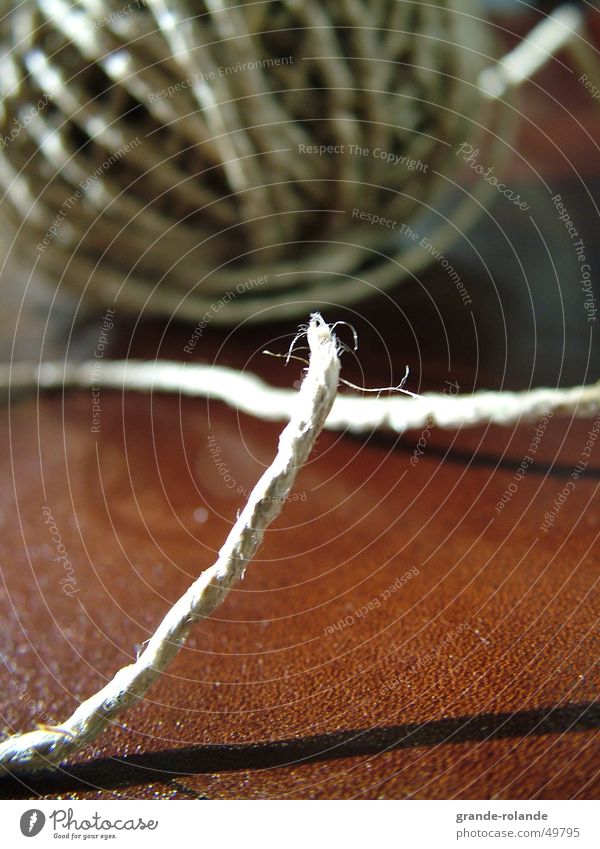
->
1, 18, 600, 800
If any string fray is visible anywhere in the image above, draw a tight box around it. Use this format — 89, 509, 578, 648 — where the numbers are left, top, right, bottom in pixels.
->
0, 313, 340, 774
266, 321, 419, 398
3, 359, 600, 433
2, 314, 600, 771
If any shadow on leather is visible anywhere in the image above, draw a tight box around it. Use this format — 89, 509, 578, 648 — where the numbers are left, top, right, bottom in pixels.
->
2, 700, 598, 797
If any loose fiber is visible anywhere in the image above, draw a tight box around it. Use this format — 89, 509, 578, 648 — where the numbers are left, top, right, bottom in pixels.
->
5, 357, 600, 432
0, 313, 340, 772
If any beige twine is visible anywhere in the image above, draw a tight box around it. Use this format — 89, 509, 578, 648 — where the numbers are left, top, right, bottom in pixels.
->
5, 357, 600, 432
1, 6, 598, 774
0, 0, 504, 322
2, 311, 600, 774
0, 3, 590, 323
0, 312, 340, 773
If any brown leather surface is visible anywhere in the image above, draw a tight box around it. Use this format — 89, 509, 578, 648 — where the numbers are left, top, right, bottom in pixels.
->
1, 17, 600, 800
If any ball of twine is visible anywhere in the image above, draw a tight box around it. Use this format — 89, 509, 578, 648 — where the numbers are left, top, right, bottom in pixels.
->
0, 0, 498, 324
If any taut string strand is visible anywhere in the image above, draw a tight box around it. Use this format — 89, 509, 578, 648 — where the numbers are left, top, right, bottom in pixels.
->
4, 358, 600, 432
0, 312, 340, 773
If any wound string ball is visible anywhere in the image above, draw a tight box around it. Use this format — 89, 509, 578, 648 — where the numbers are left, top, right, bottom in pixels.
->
0, 0, 500, 323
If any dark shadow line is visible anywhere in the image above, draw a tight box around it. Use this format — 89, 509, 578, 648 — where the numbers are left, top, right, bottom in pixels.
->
418, 445, 600, 479
1, 700, 598, 797
349, 429, 600, 479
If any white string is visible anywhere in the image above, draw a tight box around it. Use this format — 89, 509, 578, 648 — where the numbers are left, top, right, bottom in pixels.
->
0, 312, 340, 773
4, 359, 600, 433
